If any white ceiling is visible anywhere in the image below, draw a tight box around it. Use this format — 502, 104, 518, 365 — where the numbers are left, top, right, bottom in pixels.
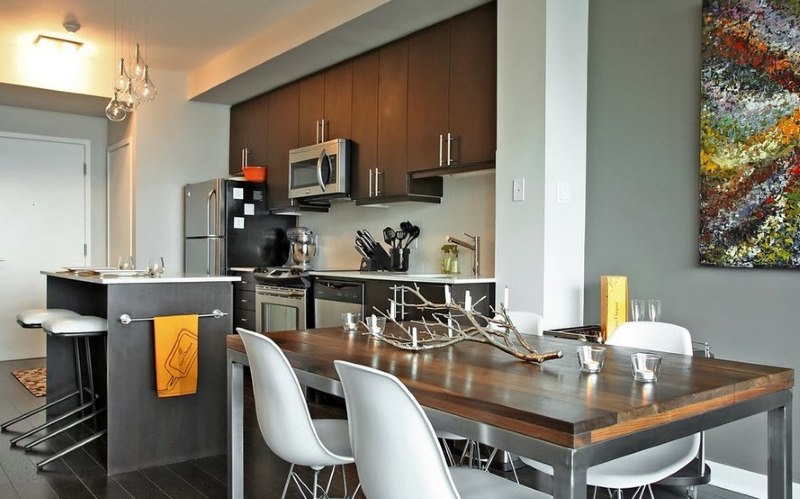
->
0, 0, 489, 116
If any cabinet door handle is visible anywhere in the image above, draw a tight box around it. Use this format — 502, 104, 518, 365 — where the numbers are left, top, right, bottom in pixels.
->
240, 299, 249, 304
321, 118, 327, 143
369, 168, 373, 197
241, 148, 245, 170
374, 168, 381, 196
446, 133, 453, 165
315, 120, 320, 144
439, 134, 444, 166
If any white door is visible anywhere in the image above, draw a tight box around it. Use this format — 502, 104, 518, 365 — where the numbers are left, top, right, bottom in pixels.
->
0, 133, 88, 361
107, 139, 134, 266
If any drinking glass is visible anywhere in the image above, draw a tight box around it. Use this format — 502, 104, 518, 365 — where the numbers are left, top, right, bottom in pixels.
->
147, 257, 165, 276
630, 299, 646, 321
341, 313, 361, 332
117, 255, 135, 270
648, 299, 662, 322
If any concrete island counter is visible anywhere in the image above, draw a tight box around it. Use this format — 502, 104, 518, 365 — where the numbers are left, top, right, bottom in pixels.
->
41, 271, 238, 474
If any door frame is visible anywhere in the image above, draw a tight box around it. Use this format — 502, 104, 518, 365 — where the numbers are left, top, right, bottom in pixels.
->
0, 130, 91, 262
107, 137, 135, 265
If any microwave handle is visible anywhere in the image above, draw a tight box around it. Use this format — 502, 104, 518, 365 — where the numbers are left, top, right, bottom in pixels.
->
316, 148, 328, 193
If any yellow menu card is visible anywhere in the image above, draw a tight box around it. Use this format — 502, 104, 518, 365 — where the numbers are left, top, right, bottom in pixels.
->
600, 275, 628, 342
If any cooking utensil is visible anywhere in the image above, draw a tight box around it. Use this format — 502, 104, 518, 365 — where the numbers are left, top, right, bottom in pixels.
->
394, 230, 406, 248
404, 225, 421, 248
383, 227, 396, 247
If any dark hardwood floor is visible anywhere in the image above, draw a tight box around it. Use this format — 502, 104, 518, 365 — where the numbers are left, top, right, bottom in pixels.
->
0, 357, 752, 499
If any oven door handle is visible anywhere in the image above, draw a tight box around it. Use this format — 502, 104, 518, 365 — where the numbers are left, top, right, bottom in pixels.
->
257, 288, 304, 299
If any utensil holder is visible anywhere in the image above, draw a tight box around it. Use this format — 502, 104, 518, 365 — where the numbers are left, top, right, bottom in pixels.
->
390, 248, 410, 272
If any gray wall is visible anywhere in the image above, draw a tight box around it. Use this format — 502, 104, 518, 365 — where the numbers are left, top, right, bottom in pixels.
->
585, 0, 798, 475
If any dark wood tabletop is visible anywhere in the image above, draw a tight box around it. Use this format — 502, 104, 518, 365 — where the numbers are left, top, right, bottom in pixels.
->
226, 325, 794, 449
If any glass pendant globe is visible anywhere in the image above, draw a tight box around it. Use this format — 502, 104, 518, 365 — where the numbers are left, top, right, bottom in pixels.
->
113, 59, 129, 92
120, 80, 139, 111
127, 43, 146, 81
105, 92, 127, 122
133, 66, 157, 103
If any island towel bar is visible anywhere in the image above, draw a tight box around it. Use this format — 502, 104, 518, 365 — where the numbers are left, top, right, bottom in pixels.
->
119, 309, 227, 325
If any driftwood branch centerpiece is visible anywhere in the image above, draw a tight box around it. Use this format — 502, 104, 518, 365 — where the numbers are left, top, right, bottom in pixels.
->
360, 284, 563, 364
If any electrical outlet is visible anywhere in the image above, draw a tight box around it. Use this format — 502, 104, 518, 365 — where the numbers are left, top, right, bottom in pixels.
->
512, 178, 525, 202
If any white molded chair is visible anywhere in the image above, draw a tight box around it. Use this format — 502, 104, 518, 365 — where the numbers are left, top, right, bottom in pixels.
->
334, 360, 551, 499
520, 321, 701, 499
508, 311, 544, 337
237, 328, 355, 499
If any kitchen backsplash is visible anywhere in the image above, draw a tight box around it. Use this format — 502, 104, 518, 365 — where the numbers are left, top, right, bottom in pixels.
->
300, 174, 496, 275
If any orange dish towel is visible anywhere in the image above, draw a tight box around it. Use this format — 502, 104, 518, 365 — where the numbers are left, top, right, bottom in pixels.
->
153, 314, 200, 398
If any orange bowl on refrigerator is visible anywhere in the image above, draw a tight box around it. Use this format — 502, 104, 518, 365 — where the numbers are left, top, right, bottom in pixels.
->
242, 166, 267, 182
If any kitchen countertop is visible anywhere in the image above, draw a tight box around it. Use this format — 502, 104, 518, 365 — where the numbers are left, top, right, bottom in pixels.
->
309, 270, 494, 284
42, 270, 240, 285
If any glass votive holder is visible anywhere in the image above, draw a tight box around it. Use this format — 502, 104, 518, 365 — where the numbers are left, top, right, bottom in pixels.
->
577, 346, 606, 373
364, 315, 387, 335
631, 352, 662, 382
342, 312, 361, 332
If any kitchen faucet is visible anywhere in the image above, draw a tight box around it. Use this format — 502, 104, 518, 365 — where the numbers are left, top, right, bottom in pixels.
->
446, 233, 480, 276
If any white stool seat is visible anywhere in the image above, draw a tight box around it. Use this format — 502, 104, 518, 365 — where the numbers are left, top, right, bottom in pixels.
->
16, 308, 79, 328
450, 467, 541, 499
42, 316, 107, 337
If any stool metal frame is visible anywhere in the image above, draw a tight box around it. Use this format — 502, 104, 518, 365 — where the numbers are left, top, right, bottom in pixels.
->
1, 311, 83, 432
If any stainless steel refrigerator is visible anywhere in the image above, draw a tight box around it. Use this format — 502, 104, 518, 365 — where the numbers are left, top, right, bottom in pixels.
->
184, 178, 294, 275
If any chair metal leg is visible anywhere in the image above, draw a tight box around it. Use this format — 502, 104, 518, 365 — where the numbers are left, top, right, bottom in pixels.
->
36, 428, 106, 470
1, 389, 80, 431
440, 438, 456, 466
280, 464, 295, 499
10, 399, 94, 446
312, 468, 319, 499
74, 337, 84, 409
23, 408, 106, 451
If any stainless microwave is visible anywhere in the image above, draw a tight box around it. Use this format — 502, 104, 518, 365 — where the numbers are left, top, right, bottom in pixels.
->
288, 138, 350, 200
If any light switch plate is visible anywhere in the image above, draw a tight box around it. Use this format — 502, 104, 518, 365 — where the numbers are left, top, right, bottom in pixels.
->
512, 178, 525, 202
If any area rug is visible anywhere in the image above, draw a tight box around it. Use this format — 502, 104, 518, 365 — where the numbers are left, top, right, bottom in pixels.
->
11, 368, 46, 397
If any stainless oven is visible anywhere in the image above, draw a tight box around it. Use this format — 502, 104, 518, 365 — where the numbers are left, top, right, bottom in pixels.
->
255, 285, 308, 332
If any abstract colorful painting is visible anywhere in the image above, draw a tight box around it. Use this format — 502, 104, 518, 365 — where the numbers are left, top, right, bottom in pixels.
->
701, 0, 800, 268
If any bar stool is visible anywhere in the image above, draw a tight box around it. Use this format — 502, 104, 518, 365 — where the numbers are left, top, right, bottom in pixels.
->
14, 315, 108, 471
1, 308, 81, 432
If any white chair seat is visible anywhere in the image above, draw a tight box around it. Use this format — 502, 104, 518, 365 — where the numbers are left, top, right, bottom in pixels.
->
42, 316, 107, 336
16, 308, 79, 327
520, 434, 700, 490
312, 419, 353, 460
450, 467, 548, 499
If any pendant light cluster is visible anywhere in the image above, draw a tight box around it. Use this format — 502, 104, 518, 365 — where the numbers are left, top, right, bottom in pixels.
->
105, 0, 157, 122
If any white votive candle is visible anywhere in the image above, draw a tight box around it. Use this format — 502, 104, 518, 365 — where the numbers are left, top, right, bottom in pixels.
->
444, 285, 451, 305
504, 286, 510, 310
582, 360, 600, 372
390, 300, 396, 318
464, 291, 472, 312
412, 327, 418, 348
371, 314, 377, 327
636, 368, 656, 381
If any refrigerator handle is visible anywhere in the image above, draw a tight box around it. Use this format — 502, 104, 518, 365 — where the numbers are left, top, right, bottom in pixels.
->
206, 188, 217, 236
206, 238, 212, 276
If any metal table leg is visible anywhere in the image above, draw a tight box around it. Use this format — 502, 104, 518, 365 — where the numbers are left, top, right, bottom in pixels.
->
228, 353, 244, 499
552, 450, 587, 499
767, 391, 792, 499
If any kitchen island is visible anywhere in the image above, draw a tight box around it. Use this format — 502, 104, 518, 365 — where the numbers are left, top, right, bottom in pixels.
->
42, 270, 238, 474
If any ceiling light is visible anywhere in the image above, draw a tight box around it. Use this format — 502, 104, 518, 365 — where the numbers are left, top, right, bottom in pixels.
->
34, 34, 83, 52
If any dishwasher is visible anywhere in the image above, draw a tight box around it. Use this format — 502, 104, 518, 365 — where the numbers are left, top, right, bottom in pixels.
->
313, 278, 364, 328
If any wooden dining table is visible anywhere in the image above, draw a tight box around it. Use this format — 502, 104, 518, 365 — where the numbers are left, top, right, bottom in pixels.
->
226, 325, 794, 498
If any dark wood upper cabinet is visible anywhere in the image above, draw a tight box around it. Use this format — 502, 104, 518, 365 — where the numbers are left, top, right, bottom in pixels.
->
407, 23, 450, 172
267, 83, 299, 210
298, 73, 325, 147
351, 51, 379, 200
448, 2, 496, 167
324, 62, 353, 141
377, 39, 409, 197
229, 94, 268, 175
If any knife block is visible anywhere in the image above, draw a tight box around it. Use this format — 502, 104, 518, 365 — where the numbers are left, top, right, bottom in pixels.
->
360, 254, 392, 271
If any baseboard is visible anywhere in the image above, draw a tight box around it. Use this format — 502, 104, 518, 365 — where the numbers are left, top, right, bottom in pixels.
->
707, 460, 799, 497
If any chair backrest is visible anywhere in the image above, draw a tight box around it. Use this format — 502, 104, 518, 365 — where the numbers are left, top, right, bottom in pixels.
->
236, 328, 349, 465
509, 311, 544, 336
606, 321, 692, 355
334, 360, 460, 499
